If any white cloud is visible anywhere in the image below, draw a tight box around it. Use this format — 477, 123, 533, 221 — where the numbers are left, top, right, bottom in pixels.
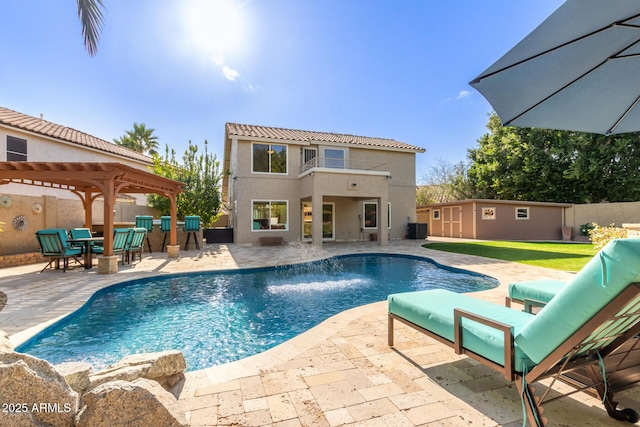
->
211, 55, 240, 81
457, 90, 472, 100
242, 84, 261, 92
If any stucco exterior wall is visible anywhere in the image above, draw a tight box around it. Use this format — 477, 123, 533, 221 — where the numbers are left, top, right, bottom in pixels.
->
229, 138, 419, 244
565, 201, 640, 233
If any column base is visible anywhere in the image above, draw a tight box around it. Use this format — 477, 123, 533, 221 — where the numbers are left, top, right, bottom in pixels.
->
167, 245, 180, 258
97, 256, 119, 274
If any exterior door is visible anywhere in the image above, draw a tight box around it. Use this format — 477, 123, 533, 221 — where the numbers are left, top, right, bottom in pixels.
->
301, 202, 334, 240
443, 206, 462, 237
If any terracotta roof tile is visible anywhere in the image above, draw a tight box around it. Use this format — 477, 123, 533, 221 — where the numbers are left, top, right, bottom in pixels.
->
0, 106, 152, 164
226, 122, 424, 152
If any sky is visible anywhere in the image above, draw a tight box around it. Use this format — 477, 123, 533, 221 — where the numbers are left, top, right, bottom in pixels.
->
0, 0, 565, 182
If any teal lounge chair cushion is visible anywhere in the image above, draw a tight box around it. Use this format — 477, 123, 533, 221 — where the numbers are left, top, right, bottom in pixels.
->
389, 289, 537, 372
516, 238, 640, 363
508, 279, 566, 304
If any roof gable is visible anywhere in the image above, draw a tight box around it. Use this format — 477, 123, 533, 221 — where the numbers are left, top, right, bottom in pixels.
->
0, 106, 153, 164
226, 122, 425, 152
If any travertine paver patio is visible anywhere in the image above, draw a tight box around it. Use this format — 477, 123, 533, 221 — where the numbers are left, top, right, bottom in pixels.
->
2, 238, 639, 426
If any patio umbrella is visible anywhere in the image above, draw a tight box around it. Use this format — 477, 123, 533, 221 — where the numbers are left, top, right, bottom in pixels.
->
470, 0, 640, 135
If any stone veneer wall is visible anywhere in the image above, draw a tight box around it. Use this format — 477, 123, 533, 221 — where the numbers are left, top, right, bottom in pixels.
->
0, 252, 45, 269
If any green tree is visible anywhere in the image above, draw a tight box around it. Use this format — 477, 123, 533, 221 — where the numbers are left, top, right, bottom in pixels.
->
418, 158, 473, 204
77, 0, 105, 57
114, 123, 159, 156
148, 141, 225, 227
464, 113, 640, 203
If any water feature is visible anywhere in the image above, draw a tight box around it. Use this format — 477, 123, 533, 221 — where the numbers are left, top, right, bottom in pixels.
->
17, 253, 498, 371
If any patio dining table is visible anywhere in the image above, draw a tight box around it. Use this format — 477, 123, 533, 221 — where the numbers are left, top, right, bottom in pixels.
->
67, 237, 104, 269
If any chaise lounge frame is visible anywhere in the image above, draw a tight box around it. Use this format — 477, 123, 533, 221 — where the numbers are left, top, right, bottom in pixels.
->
389, 283, 640, 426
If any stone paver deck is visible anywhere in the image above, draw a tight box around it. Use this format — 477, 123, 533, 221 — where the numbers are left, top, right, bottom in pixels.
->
2, 238, 639, 426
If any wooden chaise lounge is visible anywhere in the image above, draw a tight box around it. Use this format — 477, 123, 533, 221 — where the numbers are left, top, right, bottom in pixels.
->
388, 238, 640, 426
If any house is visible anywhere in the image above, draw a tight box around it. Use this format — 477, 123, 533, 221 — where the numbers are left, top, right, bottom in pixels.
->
0, 106, 162, 262
222, 123, 425, 246
0, 106, 153, 202
418, 199, 572, 240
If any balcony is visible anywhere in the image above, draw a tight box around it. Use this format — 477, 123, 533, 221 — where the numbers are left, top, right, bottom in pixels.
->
300, 157, 388, 174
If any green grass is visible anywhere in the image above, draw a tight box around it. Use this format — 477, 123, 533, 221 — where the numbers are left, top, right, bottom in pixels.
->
422, 241, 595, 272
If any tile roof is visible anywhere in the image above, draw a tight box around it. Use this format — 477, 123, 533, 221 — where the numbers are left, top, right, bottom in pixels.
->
226, 122, 425, 152
0, 106, 153, 164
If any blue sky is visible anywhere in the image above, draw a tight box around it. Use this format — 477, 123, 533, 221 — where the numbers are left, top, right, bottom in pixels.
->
0, 0, 564, 182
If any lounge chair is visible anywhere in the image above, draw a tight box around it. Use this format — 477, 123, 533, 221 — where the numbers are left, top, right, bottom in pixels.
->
505, 279, 566, 311
35, 229, 84, 272
388, 238, 640, 426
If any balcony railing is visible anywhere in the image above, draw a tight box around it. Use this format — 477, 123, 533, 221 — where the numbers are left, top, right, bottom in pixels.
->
301, 157, 388, 173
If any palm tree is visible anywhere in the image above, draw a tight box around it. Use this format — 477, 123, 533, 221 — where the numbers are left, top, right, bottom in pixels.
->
77, 0, 105, 57
114, 123, 160, 156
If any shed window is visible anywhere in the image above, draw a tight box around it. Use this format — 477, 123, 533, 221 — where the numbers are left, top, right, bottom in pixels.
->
515, 207, 530, 220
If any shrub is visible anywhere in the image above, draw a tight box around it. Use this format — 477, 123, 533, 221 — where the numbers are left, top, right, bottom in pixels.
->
580, 222, 595, 236
588, 222, 628, 251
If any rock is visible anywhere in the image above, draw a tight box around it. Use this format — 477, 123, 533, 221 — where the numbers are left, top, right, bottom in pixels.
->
55, 361, 92, 394
0, 329, 12, 353
89, 350, 186, 390
0, 352, 78, 427
75, 378, 187, 427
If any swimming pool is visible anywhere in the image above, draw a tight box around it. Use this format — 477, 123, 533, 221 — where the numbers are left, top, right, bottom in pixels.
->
17, 254, 498, 371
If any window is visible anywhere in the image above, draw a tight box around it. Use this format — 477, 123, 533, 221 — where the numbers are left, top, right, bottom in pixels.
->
433, 210, 440, 220
252, 200, 288, 231
515, 207, 530, 220
7, 136, 27, 161
363, 202, 377, 229
482, 207, 496, 220
387, 202, 391, 229
301, 147, 317, 171
324, 148, 345, 169
252, 143, 287, 174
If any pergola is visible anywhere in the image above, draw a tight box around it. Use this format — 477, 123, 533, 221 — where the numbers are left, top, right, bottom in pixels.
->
0, 161, 184, 261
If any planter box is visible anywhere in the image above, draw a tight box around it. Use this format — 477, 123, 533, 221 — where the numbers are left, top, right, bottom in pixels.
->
203, 227, 233, 244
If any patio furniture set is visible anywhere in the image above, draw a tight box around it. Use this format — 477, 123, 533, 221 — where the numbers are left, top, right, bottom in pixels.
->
35, 227, 148, 272
389, 238, 640, 426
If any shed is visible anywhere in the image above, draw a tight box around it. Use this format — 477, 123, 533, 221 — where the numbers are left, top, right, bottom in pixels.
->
417, 199, 572, 240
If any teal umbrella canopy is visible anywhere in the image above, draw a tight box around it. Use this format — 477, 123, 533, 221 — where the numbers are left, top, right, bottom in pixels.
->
470, 0, 640, 135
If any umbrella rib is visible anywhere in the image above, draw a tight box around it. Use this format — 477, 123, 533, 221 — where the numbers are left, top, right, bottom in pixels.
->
472, 14, 640, 83
608, 95, 640, 135
504, 27, 640, 127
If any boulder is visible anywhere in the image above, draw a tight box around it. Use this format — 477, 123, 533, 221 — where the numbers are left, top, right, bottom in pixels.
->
0, 352, 78, 427
89, 350, 186, 390
75, 378, 187, 427
55, 361, 92, 394
0, 329, 12, 353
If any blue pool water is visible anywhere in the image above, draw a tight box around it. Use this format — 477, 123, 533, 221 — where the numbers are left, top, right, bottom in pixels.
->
17, 254, 498, 371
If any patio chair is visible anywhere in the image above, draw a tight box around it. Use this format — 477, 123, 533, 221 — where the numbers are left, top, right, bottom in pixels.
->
92, 228, 131, 264
125, 227, 147, 263
35, 229, 84, 272
183, 215, 201, 250
388, 238, 640, 426
160, 216, 171, 252
135, 215, 154, 253
70, 227, 103, 250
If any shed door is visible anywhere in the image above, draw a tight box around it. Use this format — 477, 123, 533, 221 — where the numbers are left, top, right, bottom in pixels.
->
443, 206, 462, 238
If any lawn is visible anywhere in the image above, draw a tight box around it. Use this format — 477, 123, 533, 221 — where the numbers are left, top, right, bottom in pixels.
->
422, 241, 595, 272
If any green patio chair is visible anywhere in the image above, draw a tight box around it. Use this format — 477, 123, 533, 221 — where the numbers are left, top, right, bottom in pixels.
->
135, 215, 154, 253
388, 238, 640, 426
125, 227, 147, 263
183, 215, 201, 250
92, 228, 131, 264
160, 216, 171, 252
505, 279, 566, 312
35, 229, 84, 272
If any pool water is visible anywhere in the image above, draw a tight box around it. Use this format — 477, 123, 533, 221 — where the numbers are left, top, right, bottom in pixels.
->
17, 254, 498, 371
